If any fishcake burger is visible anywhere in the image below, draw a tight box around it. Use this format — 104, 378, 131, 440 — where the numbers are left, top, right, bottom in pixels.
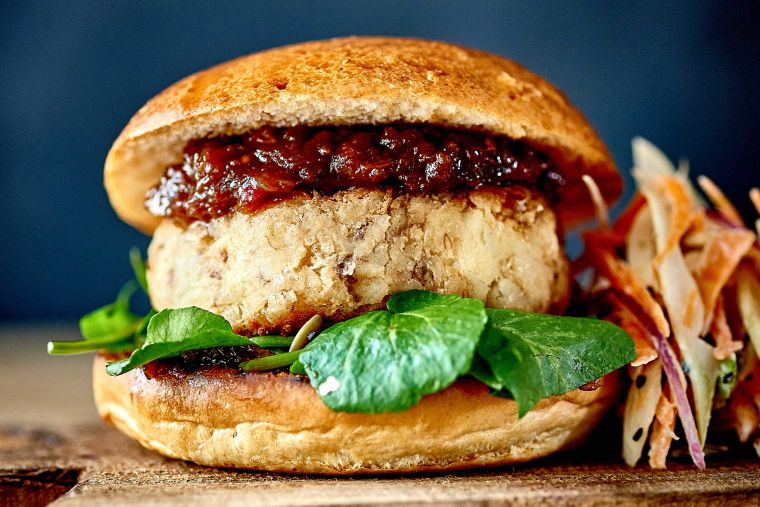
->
48, 37, 640, 473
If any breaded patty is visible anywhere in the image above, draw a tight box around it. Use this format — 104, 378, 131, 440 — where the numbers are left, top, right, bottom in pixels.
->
147, 188, 568, 334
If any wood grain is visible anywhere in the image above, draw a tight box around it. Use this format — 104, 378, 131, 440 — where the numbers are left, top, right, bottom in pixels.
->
2, 326, 759, 506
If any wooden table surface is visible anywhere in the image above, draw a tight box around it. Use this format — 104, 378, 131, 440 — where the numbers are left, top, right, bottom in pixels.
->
2, 325, 760, 506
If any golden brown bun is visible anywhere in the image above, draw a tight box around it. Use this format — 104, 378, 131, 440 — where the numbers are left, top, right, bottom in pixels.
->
104, 36, 620, 234
93, 355, 621, 473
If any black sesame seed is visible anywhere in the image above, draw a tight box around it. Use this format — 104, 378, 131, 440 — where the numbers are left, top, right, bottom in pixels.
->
636, 375, 647, 388
632, 428, 644, 442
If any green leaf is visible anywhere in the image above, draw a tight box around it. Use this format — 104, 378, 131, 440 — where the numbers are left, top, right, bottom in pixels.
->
80, 281, 140, 341
469, 355, 505, 392
49, 281, 142, 355
478, 308, 635, 417
290, 359, 307, 375
106, 307, 252, 375
300, 290, 487, 413
129, 247, 149, 294
144, 306, 231, 344
133, 309, 158, 348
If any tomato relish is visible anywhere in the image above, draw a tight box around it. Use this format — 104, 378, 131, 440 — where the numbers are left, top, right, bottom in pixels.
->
146, 124, 564, 223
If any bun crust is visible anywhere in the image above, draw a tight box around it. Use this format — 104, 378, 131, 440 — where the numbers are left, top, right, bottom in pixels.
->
93, 355, 621, 473
104, 37, 620, 234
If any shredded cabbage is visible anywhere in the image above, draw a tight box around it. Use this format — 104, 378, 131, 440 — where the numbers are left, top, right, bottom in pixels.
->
626, 206, 657, 290
586, 138, 759, 468
623, 361, 662, 466
637, 174, 719, 448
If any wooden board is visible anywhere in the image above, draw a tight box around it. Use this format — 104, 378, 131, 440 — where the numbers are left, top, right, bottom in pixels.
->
2, 326, 759, 506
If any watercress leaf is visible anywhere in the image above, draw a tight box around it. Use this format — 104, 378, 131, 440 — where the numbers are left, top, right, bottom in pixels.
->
133, 308, 158, 348
49, 280, 144, 355
47, 336, 135, 355
79, 305, 139, 340
479, 308, 635, 417
300, 290, 487, 413
290, 359, 307, 375
79, 281, 141, 349
469, 355, 505, 392
106, 328, 251, 376
106, 307, 254, 375
145, 306, 232, 345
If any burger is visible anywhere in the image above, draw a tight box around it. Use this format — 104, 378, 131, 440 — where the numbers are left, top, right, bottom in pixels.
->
48, 37, 640, 473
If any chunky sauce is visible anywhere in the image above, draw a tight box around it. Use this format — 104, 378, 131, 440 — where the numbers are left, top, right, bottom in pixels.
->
146, 125, 565, 223
140, 345, 272, 378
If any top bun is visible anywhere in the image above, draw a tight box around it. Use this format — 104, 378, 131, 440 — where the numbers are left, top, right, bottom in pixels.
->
105, 36, 620, 234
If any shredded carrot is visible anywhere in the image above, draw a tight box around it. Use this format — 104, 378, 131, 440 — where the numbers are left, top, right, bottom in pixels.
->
698, 175, 744, 226
740, 363, 760, 403
573, 229, 626, 277
730, 388, 759, 443
745, 244, 760, 272
693, 228, 756, 332
613, 193, 647, 237
570, 252, 592, 277
683, 209, 707, 248
711, 295, 743, 360
648, 388, 677, 469
684, 250, 702, 274
738, 349, 757, 383
606, 293, 658, 366
585, 239, 671, 338
584, 229, 626, 249
647, 175, 695, 263
595, 140, 760, 468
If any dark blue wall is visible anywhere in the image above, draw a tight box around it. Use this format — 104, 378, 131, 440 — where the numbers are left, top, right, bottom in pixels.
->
2, 1, 758, 321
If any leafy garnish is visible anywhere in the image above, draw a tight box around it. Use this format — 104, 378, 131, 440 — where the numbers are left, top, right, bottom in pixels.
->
47, 281, 142, 354
105, 307, 253, 375
50, 249, 638, 420
299, 290, 487, 413
478, 308, 635, 416
289, 359, 307, 375
469, 355, 505, 392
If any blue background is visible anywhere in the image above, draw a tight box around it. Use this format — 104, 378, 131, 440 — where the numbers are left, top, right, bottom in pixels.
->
1, 1, 758, 321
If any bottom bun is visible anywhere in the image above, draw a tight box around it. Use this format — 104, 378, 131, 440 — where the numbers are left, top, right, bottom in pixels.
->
93, 355, 621, 474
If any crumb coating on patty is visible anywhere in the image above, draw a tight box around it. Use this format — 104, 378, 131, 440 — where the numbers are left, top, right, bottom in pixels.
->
147, 187, 568, 334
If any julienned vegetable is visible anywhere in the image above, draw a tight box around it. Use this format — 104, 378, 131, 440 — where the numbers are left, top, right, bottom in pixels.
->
48, 263, 635, 416
581, 138, 760, 470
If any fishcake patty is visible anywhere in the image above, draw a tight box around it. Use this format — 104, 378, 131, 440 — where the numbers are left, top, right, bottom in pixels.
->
147, 187, 568, 334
